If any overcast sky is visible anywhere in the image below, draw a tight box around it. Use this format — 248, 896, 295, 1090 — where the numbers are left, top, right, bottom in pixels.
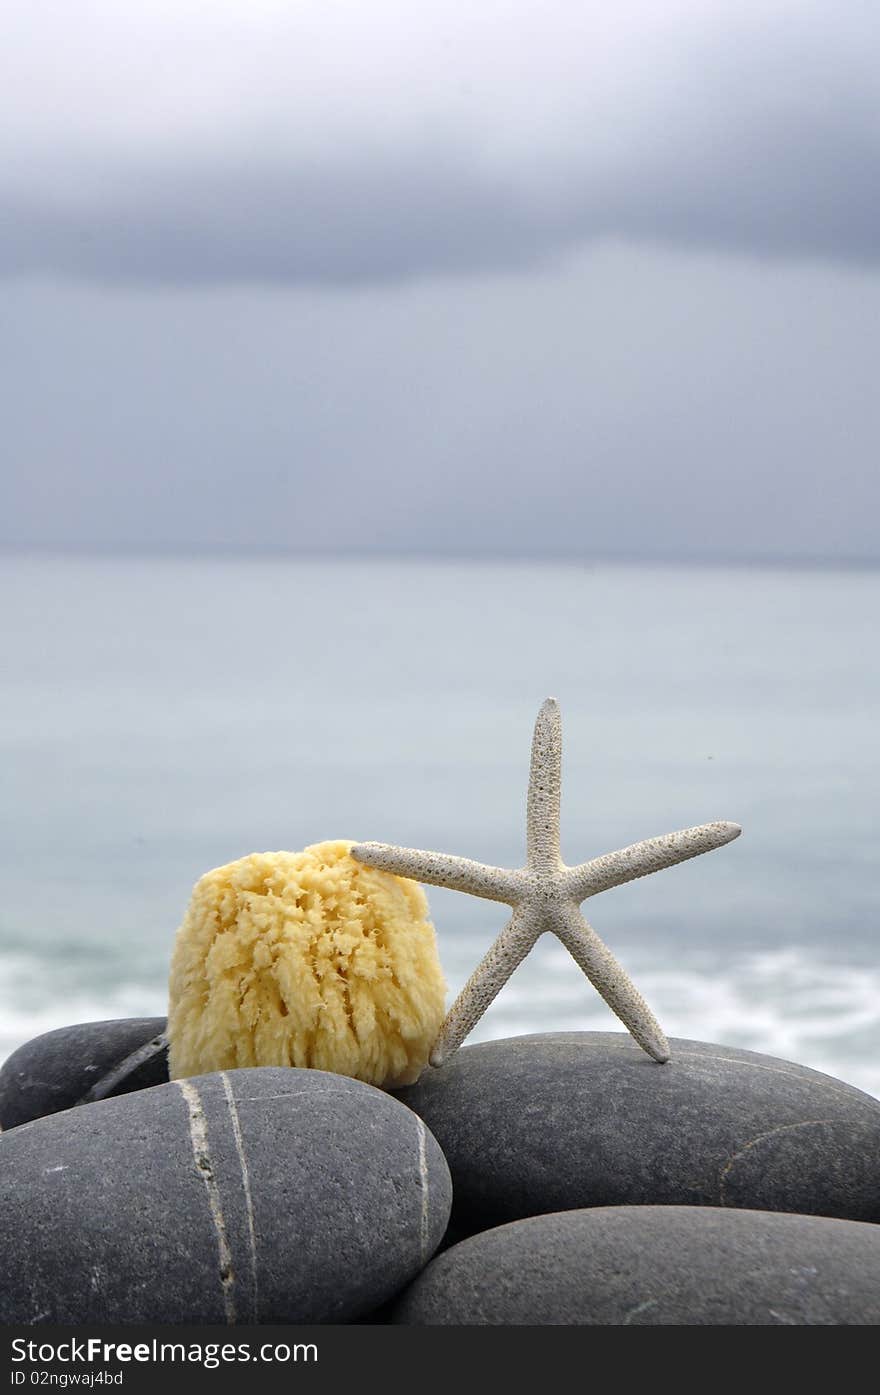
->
3, 1, 879, 560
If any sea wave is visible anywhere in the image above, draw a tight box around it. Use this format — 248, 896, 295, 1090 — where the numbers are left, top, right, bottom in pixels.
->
0, 953, 167, 1067
449, 940, 880, 1100
1, 943, 878, 1100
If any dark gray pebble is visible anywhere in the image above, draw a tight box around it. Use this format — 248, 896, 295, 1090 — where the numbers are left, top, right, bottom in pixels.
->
0, 1066, 451, 1324
0, 1018, 169, 1130
392, 1205, 880, 1325
394, 1031, 880, 1237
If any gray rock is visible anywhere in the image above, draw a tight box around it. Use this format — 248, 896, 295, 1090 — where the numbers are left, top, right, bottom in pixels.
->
394, 1032, 880, 1237
392, 1205, 880, 1325
0, 1067, 452, 1324
0, 1018, 169, 1130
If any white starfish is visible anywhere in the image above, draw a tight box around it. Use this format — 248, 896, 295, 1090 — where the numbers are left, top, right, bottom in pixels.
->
352, 698, 741, 1067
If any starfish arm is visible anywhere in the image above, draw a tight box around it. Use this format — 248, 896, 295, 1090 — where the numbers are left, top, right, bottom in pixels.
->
565, 820, 742, 901
429, 907, 540, 1067
552, 905, 670, 1063
350, 842, 523, 904
526, 697, 563, 873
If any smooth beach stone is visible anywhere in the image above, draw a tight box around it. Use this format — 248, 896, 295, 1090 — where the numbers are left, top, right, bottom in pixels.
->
0, 1017, 169, 1130
393, 1031, 880, 1237
392, 1205, 880, 1325
0, 1066, 451, 1324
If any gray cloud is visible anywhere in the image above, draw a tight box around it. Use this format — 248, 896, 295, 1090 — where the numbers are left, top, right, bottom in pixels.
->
3, 3, 878, 565
0, 153, 552, 285
1, 2, 878, 284
4, 245, 879, 559
2, 119, 879, 286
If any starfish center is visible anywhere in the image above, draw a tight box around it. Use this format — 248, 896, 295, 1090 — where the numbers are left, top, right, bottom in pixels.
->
521, 870, 570, 904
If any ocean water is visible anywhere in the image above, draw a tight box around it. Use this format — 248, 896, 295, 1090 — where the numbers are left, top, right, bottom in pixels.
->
1, 554, 878, 1096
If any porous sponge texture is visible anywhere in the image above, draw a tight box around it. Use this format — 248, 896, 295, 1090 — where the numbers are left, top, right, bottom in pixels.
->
168, 840, 447, 1088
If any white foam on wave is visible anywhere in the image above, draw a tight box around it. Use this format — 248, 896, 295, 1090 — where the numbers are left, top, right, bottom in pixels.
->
2, 943, 878, 1100
0, 953, 167, 1065
446, 940, 880, 1100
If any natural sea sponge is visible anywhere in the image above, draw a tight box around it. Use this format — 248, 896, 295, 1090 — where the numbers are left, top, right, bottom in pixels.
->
167, 840, 447, 1088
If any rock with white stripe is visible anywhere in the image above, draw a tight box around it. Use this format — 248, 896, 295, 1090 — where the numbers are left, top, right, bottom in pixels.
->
0, 1067, 452, 1324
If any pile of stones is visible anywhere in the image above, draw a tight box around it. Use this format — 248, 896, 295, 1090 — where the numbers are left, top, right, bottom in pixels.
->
2, 1023, 879, 1325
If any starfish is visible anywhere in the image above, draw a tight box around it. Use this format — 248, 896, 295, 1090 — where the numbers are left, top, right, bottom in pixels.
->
352, 698, 741, 1067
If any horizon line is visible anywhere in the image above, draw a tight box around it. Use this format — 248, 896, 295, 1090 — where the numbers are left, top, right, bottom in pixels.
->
1, 541, 879, 572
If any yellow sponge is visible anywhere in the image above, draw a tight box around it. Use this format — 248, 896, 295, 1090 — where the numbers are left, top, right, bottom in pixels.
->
167, 840, 447, 1088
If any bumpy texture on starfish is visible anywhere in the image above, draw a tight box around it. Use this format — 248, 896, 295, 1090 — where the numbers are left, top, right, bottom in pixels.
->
352, 698, 741, 1067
